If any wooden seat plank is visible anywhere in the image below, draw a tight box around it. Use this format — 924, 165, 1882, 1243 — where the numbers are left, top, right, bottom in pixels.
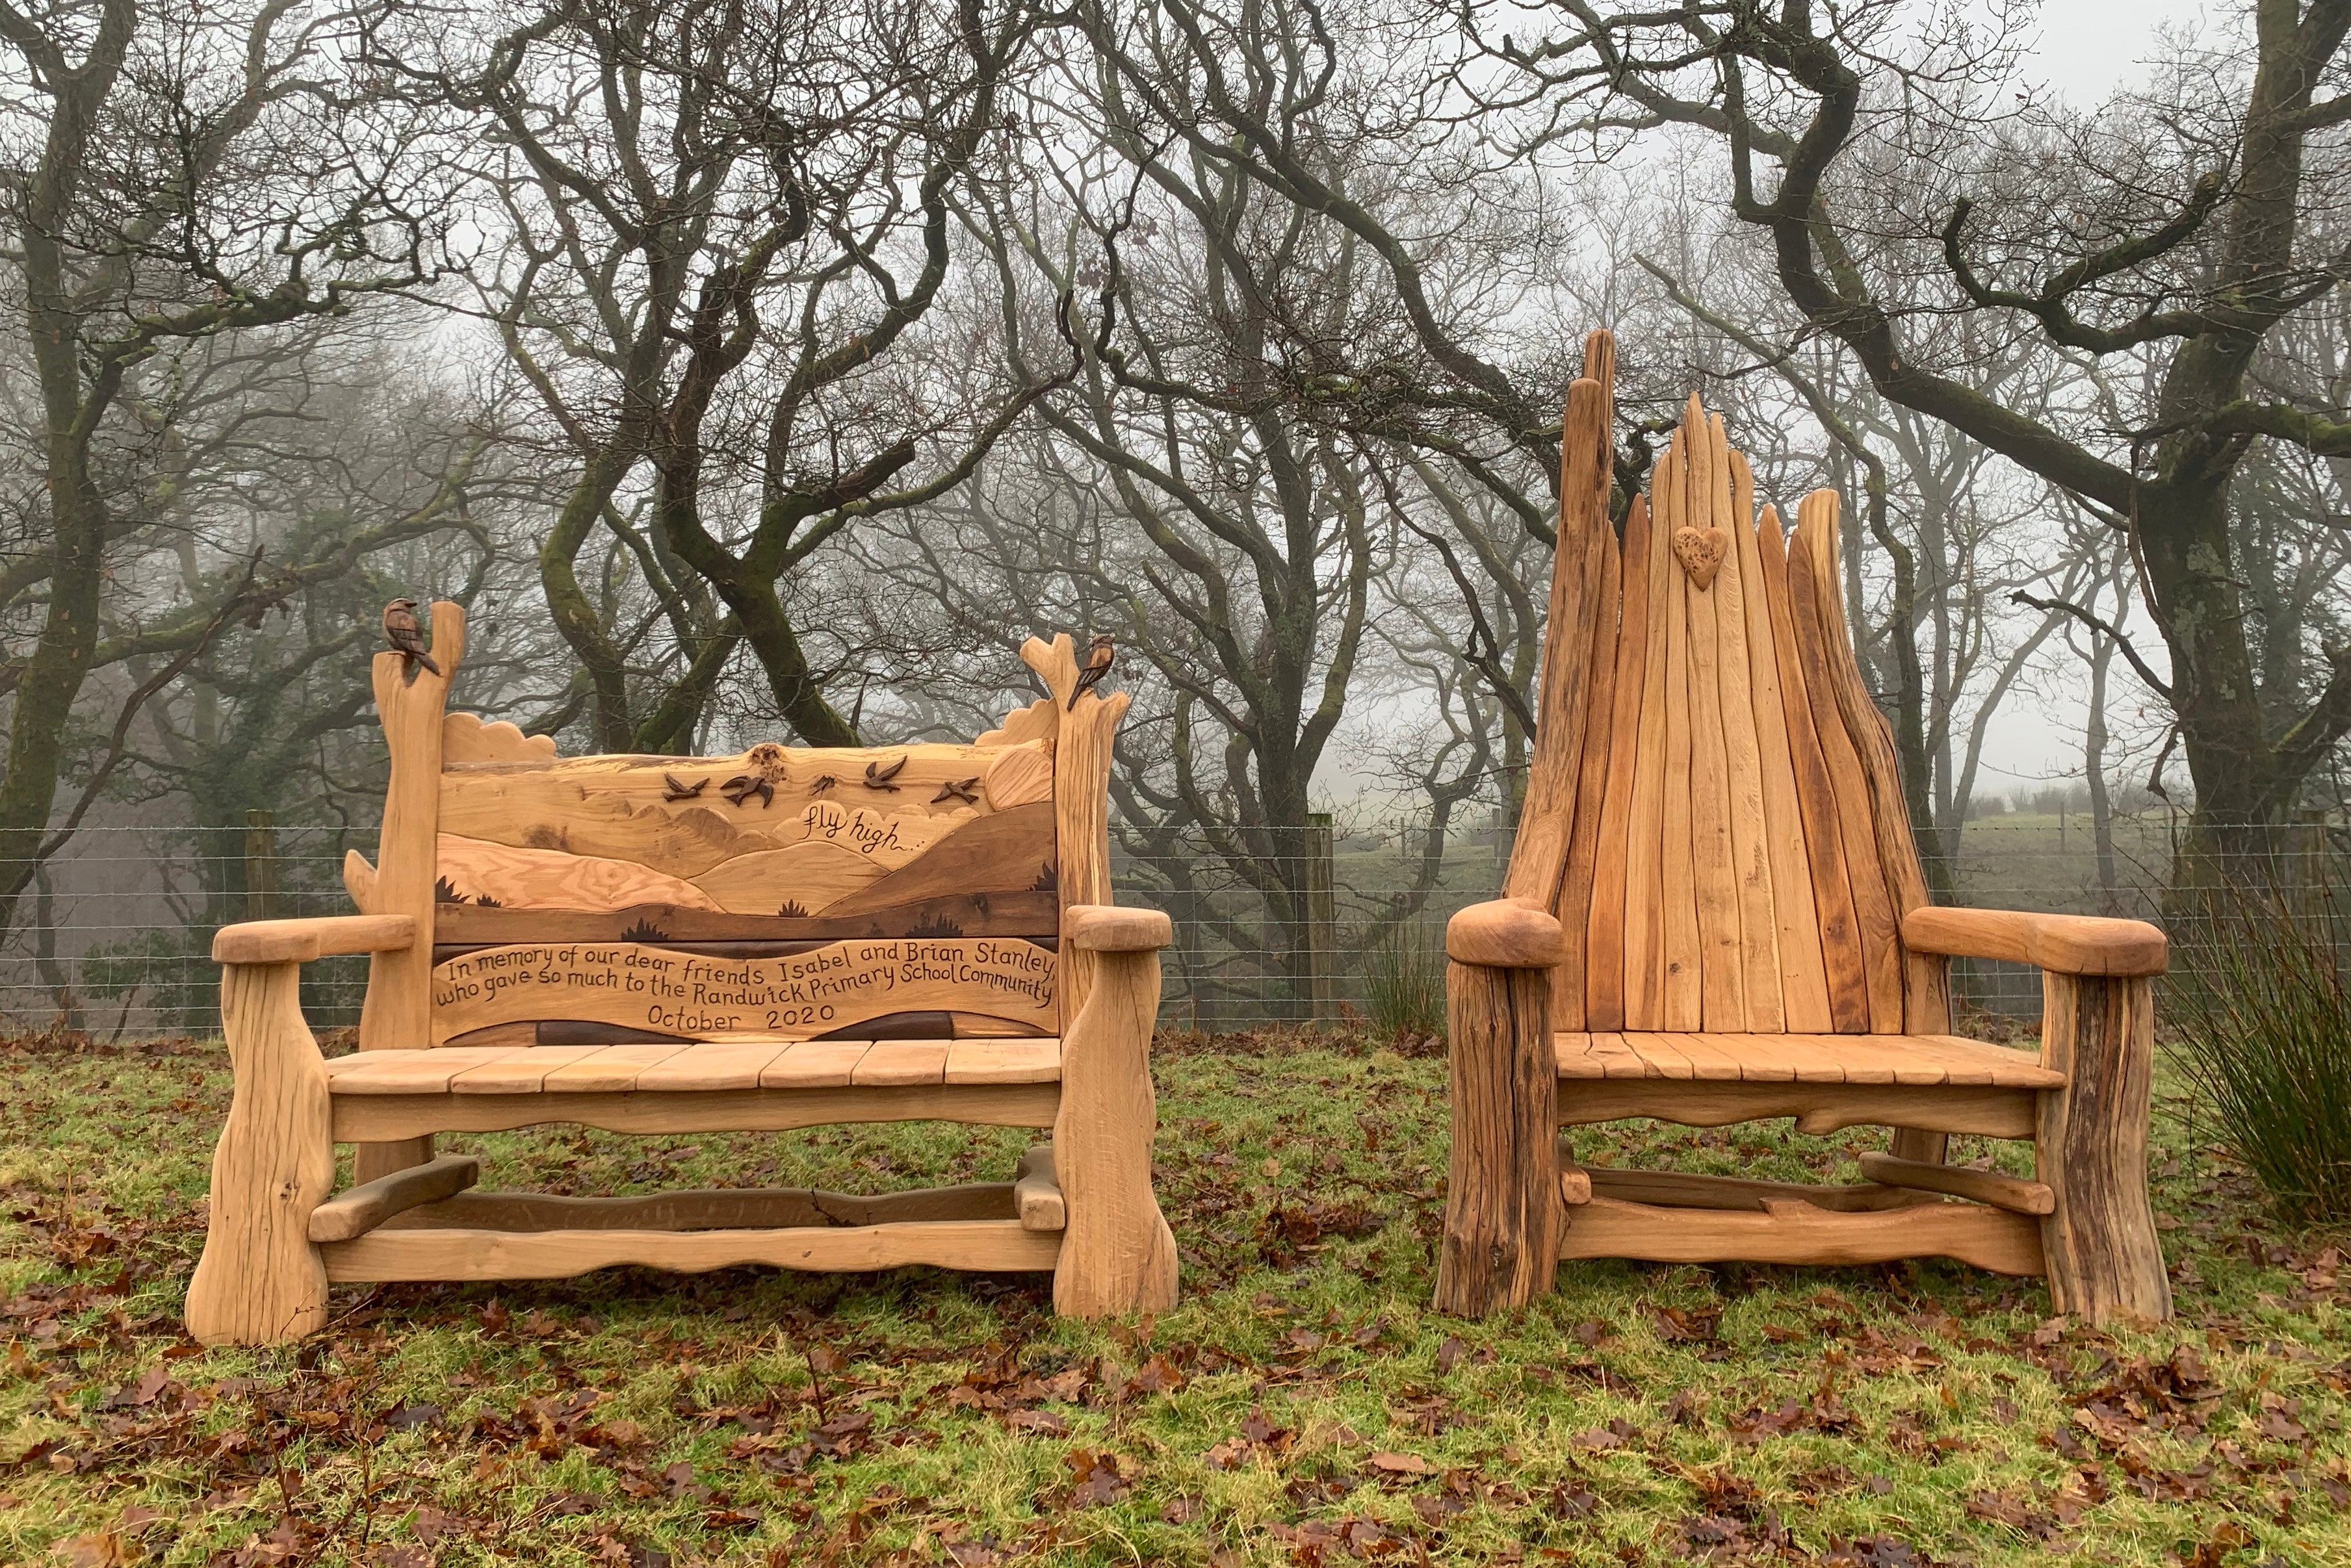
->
328, 1047, 526, 1096
1659, 1032, 1749, 1082
851, 1039, 952, 1087
944, 1038, 1061, 1085
541, 1043, 688, 1093
635, 1040, 797, 1092
449, 1044, 607, 1094
759, 1040, 872, 1089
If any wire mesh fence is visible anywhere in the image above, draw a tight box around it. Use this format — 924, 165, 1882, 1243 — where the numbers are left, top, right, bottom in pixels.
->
0, 809, 2335, 1040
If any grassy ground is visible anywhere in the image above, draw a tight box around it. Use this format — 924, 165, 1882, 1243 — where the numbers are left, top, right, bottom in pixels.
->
0, 1026, 2343, 1568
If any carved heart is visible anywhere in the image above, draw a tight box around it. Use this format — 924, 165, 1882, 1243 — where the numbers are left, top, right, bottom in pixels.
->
1672, 526, 1728, 589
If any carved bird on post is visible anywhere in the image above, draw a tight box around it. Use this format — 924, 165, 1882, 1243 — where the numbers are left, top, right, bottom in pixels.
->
381, 598, 441, 678
1069, 634, 1114, 710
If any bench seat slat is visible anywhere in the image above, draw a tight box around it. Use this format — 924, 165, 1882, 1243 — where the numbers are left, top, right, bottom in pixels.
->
324, 1038, 1063, 1096
1554, 1032, 2061, 1089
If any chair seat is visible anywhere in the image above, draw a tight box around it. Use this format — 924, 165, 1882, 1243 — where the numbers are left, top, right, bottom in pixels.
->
322, 1038, 1061, 1096
1556, 1032, 2064, 1089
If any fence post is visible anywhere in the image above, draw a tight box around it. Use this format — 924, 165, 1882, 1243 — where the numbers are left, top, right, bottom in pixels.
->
244, 810, 279, 921
1305, 813, 1336, 1022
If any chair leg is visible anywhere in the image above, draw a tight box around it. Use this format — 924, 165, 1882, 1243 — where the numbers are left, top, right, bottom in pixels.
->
186, 962, 335, 1346
1052, 945, 1178, 1317
1436, 959, 1560, 1317
2034, 972, 2171, 1324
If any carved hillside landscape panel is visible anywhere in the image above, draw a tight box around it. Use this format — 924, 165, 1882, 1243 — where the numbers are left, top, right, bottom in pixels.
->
428, 736, 1062, 1038
426, 938, 1059, 1045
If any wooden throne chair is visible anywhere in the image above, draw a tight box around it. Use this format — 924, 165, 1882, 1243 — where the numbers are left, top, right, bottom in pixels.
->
186, 606, 1176, 1344
1438, 331, 2170, 1326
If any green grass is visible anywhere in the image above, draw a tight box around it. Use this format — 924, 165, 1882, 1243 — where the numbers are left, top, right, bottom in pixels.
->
0, 1028, 2345, 1567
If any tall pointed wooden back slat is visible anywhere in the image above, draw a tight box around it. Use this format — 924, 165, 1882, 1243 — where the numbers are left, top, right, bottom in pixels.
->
1511, 333, 1942, 1035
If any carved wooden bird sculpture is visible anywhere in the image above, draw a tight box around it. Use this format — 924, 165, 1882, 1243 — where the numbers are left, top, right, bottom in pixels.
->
1069, 634, 1115, 710
863, 756, 907, 792
382, 598, 441, 677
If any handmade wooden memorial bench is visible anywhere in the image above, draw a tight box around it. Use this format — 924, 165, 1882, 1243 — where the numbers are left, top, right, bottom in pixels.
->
1438, 331, 2170, 1326
185, 605, 1176, 1345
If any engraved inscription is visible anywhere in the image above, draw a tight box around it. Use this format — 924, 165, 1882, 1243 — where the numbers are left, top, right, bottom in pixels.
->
429, 939, 1056, 1043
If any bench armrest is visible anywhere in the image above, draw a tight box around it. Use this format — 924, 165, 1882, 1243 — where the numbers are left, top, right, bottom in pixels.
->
1901, 906, 2166, 978
1446, 898, 1565, 969
1065, 904, 1172, 953
213, 914, 417, 966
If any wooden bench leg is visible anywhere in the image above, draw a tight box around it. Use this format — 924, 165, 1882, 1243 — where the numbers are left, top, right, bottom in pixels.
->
1436, 958, 1561, 1317
186, 962, 335, 1346
2035, 972, 2171, 1324
1052, 944, 1177, 1317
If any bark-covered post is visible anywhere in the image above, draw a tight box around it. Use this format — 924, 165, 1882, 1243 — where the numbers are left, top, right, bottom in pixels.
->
2036, 971, 2171, 1323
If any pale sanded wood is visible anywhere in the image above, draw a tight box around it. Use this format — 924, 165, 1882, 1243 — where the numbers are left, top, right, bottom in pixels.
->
359, 602, 463, 1058
1858, 1152, 2054, 1215
439, 834, 721, 912
983, 744, 1054, 810
632, 1040, 796, 1092
442, 712, 558, 765
813, 803, 1056, 917
1713, 445, 1784, 1031
1555, 1077, 2039, 1138
944, 1038, 1062, 1084
424, 938, 1058, 1044
944, 1011, 1054, 1038
214, 914, 415, 966
689, 838, 887, 914
331, 1081, 1061, 1142
307, 1155, 481, 1242
1741, 502, 1834, 1031
1557, 1195, 2045, 1276
1031, 631, 1120, 1034
1446, 898, 1565, 968
1784, 518, 1904, 1031
1624, 468, 1675, 1033
356, 602, 465, 1184
1756, 511, 1870, 1031
2037, 973, 2170, 1322
1052, 940, 1178, 1316
541, 1043, 688, 1092
1067, 903, 1174, 951
851, 1039, 952, 1086
186, 962, 335, 1345
1682, 416, 1744, 1032
1581, 1163, 1927, 1213
1791, 490, 1948, 1034
1555, 522, 1621, 1031
760, 1039, 873, 1088
1504, 368, 1615, 910
343, 850, 380, 914
443, 1022, 541, 1049
447, 1045, 604, 1094
1553, 1032, 2064, 1090
387, 1183, 1019, 1232
1657, 437, 1704, 1031
976, 696, 1059, 750
1901, 907, 2168, 977
437, 743, 1023, 879
330, 1046, 528, 1096
322, 1219, 1063, 1283
435, 891, 1061, 944
1560, 1159, 1594, 1207
1585, 493, 1652, 1032
1436, 958, 1560, 1317
1015, 1144, 1067, 1231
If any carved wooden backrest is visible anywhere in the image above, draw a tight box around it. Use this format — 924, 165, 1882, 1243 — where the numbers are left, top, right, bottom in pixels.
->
1506, 336, 1945, 1036
343, 609, 1121, 1050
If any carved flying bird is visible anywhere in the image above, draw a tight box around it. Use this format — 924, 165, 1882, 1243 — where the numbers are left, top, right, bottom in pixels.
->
863, 756, 907, 791
381, 598, 441, 678
1069, 633, 1114, 710
809, 773, 837, 796
720, 773, 774, 809
933, 776, 980, 805
662, 773, 707, 801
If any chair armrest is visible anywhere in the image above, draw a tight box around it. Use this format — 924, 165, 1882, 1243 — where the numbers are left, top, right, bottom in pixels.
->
1446, 898, 1565, 969
213, 914, 417, 966
1901, 906, 2166, 978
1065, 904, 1172, 953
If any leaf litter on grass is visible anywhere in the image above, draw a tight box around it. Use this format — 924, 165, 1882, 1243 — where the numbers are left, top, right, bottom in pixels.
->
0, 1024, 2344, 1564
